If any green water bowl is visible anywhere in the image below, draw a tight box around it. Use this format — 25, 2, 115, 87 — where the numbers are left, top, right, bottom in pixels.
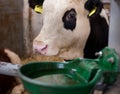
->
18, 61, 101, 94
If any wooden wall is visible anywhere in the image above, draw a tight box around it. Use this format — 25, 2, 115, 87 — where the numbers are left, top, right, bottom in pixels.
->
0, 0, 25, 56
0, 0, 43, 58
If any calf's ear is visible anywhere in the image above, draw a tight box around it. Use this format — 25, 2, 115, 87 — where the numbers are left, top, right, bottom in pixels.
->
84, 0, 103, 17
28, 0, 44, 13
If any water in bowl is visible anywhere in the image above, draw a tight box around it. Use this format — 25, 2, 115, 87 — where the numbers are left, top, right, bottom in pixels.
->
35, 74, 79, 86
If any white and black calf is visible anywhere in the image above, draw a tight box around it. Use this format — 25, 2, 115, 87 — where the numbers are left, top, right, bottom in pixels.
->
29, 0, 109, 60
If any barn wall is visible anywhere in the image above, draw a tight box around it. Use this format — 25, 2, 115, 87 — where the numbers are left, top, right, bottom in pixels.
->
0, 0, 25, 56
0, 0, 43, 57
109, 0, 120, 57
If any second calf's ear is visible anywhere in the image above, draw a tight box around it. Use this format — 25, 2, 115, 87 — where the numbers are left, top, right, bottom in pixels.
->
84, 0, 103, 17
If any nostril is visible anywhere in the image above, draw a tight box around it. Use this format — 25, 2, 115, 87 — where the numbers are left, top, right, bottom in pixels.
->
41, 45, 48, 51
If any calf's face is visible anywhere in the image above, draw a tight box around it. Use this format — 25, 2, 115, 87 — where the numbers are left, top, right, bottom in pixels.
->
33, 0, 90, 60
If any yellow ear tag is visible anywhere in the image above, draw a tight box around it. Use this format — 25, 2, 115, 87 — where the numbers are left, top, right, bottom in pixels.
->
89, 7, 97, 17
34, 5, 42, 13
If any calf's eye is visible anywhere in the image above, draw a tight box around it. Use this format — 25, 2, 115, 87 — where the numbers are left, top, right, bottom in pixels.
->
62, 8, 77, 31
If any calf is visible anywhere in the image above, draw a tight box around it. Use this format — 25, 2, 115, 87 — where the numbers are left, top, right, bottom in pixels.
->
29, 0, 109, 60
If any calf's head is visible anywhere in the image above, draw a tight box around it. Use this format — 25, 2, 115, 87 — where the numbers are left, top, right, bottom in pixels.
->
31, 0, 104, 60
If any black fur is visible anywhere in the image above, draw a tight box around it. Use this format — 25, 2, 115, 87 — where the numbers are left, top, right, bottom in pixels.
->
84, 0, 109, 59
28, 0, 44, 9
84, 15, 109, 59
62, 8, 77, 31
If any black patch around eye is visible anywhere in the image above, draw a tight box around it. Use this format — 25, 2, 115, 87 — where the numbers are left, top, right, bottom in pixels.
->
62, 8, 77, 31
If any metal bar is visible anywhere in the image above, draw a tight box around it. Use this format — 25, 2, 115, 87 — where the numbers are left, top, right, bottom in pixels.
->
0, 62, 21, 77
